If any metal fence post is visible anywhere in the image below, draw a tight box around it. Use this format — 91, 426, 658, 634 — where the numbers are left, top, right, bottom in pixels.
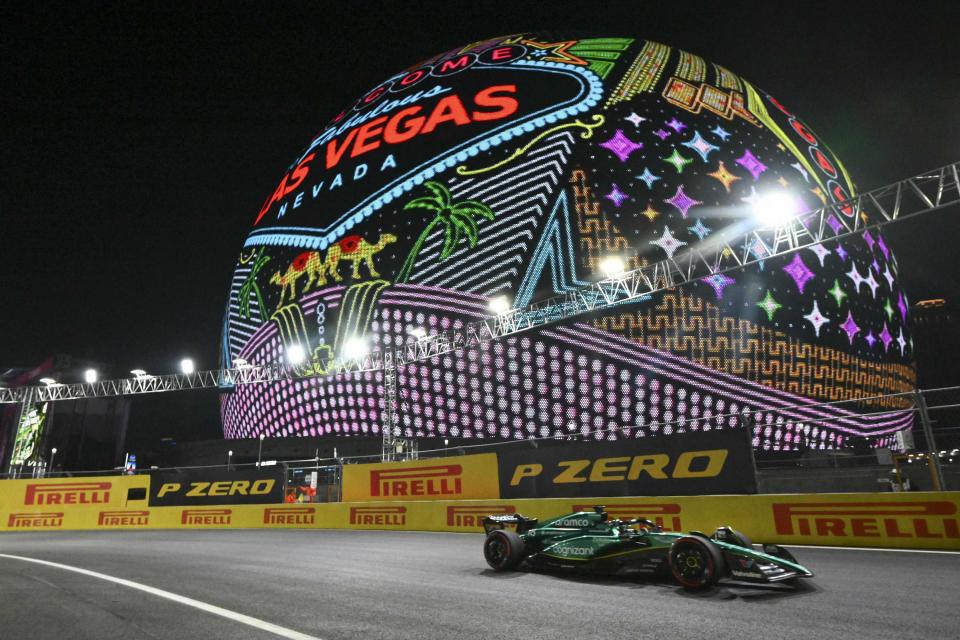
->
915, 389, 946, 491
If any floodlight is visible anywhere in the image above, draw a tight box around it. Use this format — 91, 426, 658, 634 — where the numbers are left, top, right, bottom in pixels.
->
599, 256, 626, 277
286, 344, 306, 365
39, 377, 57, 386
130, 369, 147, 378
489, 295, 511, 315
234, 357, 250, 369
343, 336, 370, 360
180, 358, 195, 375
753, 191, 801, 227
409, 327, 427, 340
84, 369, 98, 384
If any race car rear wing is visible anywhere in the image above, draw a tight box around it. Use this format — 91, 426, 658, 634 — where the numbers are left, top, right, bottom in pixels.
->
482, 513, 539, 535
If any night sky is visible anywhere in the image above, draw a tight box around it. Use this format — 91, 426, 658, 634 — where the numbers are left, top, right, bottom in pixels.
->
2, 2, 959, 443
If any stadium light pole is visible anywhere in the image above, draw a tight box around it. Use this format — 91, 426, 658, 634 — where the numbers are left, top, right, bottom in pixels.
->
489, 295, 511, 315
49, 447, 57, 476
258, 433, 265, 468
599, 256, 627, 278
227, 450, 233, 470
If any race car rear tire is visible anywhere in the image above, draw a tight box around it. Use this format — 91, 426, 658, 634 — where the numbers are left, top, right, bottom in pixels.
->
669, 536, 724, 589
484, 529, 525, 571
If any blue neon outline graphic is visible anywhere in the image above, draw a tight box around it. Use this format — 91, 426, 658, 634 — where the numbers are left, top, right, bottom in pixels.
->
244, 60, 604, 250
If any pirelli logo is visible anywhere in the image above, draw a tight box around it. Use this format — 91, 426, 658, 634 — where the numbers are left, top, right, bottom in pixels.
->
24, 482, 111, 506
370, 465, 462, 497
181, 508, 232, 526
98, 510, 150, 527
447, 505, 515, 528
772, 501, 960, 539
7, 512, 64, 528
349, 506, 406, 526
574, 503, 682, 531
264, 507, 316, 525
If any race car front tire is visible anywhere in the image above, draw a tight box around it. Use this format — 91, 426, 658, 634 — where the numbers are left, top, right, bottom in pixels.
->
484, 529, 525, 571
669, 536, 724, 589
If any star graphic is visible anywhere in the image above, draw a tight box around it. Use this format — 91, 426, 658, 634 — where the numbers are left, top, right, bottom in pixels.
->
662, 149, 693, 174
776, 143, 786, 152
871, 259, 880, 274
898, 292, 908, 321
835, 243, 849, 261
826, 215, 843, 234
897, 328, 908, 355
790, 162, 810, 182
879, 323, 894, 351
863, 229, 876, 252
810, 186, 827, 205
663, 185, 702, 218
748, 238, 770, 267
688, 219, 712, 240
665, 117, 687, 133
520, 39, 588, 65
756, 290, 782, 322
653, 128, 671, 140
703, 273, 735, 299
863, 271, 880, 298
803, 300, 830, 337
641, 203, 660, 222
777, 176, 790, 188
864, 330, 878, 348
707, 161, 741, 192
650, 226, 687, 259
883, 265, 895, 289
840, 311, 860, 345
711, 125, 731, 141
828, 279, 847, 307
600, 129, 643, 162
808, 243, 831, 267
878, 235, 890, 260
883, 298, 894, 320
681, 130, 719, 162
735, 149, 768, 180
846, 264, 867, 293
625, 112, 646, 127
783, 253, 815, 294
636, 168, 661, 189
604, 183, 628, 208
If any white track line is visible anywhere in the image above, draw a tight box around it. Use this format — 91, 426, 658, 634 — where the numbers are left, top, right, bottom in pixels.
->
0, 553, 323, 640
785, 544, 960, 555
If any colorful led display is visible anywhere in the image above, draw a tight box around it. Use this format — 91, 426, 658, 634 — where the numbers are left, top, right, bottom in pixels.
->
221, 35, 915, 450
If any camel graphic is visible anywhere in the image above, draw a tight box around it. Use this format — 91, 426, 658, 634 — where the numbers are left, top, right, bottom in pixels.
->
269, 233, 396, 307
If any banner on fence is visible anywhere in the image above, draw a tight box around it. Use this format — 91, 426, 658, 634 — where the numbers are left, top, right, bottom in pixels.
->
497, 429, 756, 498
341, 453, 499, 502
147, 467, 285, 506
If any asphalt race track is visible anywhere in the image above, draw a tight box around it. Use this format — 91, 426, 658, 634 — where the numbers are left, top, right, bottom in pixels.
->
0, 530, 957, 640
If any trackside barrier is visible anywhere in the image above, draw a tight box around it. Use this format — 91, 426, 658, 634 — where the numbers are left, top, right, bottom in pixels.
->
0, 475, 958, 549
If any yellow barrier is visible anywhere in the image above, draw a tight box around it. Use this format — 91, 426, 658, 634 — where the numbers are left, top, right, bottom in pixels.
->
341, 453, 499, 502
1, 475, 957, 549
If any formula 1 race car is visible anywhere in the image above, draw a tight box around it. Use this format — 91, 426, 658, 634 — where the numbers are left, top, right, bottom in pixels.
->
482, 506, 813, 589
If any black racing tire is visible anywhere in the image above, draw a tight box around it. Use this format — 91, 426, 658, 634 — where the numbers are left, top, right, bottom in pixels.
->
484, 529, 525, 571
670, 536, 725, 589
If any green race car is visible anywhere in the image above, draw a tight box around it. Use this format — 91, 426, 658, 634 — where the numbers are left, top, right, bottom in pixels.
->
482, 506, 813, 589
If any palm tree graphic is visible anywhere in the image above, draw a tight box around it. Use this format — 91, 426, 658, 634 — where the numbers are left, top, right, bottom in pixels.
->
238, 247, 271, 320
396, 181, 495, 282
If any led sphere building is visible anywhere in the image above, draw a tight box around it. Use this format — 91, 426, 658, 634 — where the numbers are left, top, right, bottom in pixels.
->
221, 35, 915, 450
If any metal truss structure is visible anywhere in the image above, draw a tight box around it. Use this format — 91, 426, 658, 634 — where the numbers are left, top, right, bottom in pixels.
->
1, 161, 958, 462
